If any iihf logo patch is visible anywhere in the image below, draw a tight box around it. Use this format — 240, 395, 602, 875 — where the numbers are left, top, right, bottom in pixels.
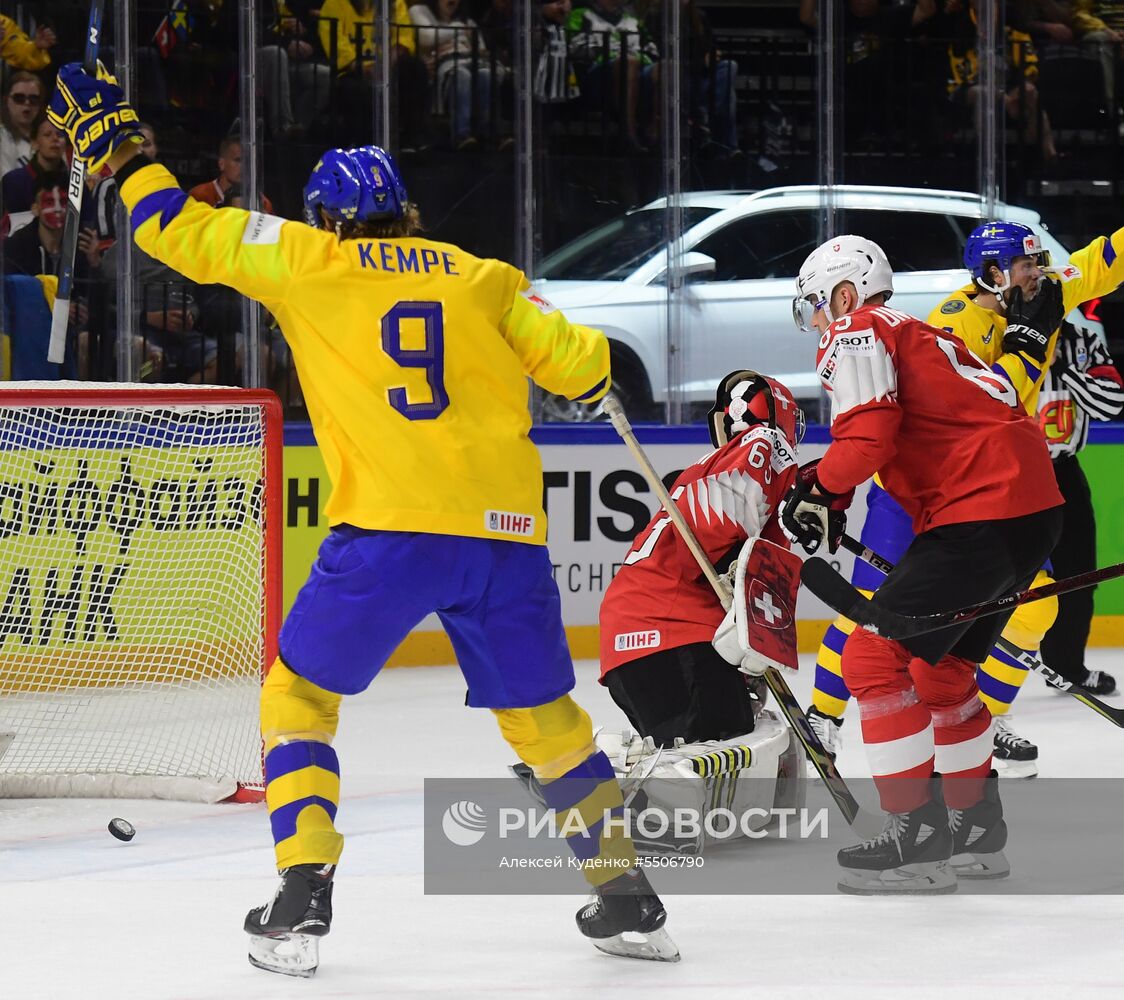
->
485, 510, 536, 536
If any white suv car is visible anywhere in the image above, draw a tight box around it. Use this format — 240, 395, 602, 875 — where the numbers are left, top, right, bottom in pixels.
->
533, 185, 1102, 420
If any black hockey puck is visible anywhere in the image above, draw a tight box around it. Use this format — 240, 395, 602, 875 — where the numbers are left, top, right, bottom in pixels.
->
108, 818, 136, 842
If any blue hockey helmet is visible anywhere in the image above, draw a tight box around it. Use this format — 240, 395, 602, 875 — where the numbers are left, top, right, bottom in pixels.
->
302, 145, 408, 228
964, 221, 1051, 289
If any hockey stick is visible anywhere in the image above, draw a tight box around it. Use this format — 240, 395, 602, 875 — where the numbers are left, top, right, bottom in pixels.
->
47, 0, 105, 364
838, 534, 1124, 728
602, 393, 884, 838
801, 549, 1124, 642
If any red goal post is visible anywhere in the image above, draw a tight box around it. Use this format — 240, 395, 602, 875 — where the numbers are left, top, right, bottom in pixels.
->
0, 384, 283, 802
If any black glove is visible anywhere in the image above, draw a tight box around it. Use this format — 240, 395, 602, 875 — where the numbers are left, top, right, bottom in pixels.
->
780, 461, 853, 555
1003, 279, 1064, 365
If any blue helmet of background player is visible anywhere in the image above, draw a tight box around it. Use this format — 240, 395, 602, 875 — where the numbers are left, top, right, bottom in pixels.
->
964, 221, 1051, 298
302, 145, 408, 229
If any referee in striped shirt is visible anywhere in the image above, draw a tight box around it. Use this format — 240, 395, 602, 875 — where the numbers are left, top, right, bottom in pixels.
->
1037, 320, 1124, 695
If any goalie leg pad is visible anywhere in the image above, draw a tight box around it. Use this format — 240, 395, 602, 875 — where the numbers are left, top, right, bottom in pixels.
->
595, 712, 805, 854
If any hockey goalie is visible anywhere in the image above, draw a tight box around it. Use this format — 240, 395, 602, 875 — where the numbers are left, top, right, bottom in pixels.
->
591, 371, 809, 853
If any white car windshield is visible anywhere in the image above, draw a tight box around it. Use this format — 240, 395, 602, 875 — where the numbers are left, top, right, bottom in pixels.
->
537, 207, 720, 281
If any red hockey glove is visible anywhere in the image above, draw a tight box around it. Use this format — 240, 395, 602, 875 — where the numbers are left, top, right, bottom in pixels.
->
779, 460, 854, 555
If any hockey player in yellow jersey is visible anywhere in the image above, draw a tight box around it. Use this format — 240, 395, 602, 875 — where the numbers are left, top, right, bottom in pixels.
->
808, 220, 1124, 780
48, 63, 679, 974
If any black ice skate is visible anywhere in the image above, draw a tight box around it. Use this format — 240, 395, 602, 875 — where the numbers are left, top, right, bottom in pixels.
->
576, 868, 680, 962
837, 776, 956, 895
949, 769, 1009, 879
245, 863, 335, 977
805, 706, 842, 779
993, 716, 1038, 779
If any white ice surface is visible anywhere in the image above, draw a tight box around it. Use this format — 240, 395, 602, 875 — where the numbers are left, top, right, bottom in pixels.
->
3, 651, 1123, 1000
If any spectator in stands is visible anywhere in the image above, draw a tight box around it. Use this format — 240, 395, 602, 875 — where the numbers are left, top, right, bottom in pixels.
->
2, 111, 67, 222
0, 72, 46, 177
480, 0, 514, 68
1023, 1, 1120, 108
1, 180, 66, 277
799, 0, 937, 145
409, 0, 511, 151
261, 2, 334, 139
533, 0, 581, 104
318, 0, 432, 152
946, 0, 1059, 163
644, 0, 739, 152
137, 263, 217, 384
0, 12, 56, 71
567, 0, 660, 154
188, 137, 275, 212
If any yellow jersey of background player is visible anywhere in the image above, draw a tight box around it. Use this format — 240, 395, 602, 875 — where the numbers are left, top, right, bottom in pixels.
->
929, 220, 1124, 416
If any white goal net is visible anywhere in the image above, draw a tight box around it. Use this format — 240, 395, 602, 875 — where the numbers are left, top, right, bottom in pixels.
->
0, 384, 282, 802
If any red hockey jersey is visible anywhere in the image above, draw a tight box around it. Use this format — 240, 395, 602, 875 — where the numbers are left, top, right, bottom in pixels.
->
599, 426, 797, 678
815, 304, 1062, 533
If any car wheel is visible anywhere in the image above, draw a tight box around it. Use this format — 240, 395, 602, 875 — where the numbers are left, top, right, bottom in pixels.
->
538, 392, 604, 423
538, 349, 656, 423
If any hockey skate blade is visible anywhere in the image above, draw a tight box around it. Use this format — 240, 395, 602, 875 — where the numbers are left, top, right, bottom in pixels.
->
247, 932, 320, 978
951, 850, 1010, 880
837, 861, 958, 896
994, 759, 1038, 780
591, 927, 681, 963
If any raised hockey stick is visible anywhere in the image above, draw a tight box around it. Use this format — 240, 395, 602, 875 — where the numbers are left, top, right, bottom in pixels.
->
47, 0, 105, 364
801, 549, 1124, 643
602, 393, 884, 838
838, 534, 1124, 727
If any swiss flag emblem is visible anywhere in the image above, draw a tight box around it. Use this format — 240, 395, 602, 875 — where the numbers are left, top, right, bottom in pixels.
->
748, 579, 793, 630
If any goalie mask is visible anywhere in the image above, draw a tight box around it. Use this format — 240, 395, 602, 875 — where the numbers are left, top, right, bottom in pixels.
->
708, 370, 805, 449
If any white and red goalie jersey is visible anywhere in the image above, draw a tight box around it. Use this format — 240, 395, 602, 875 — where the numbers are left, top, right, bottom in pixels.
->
815, 303, 1062, 534
599, 426, 797, 678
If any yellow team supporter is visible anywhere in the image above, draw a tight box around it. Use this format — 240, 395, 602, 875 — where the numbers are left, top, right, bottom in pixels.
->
117, 161, 608, 544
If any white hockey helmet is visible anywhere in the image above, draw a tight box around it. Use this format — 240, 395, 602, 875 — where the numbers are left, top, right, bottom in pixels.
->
792, 235, 894, 331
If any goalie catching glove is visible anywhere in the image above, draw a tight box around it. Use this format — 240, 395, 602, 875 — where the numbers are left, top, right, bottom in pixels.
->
49, 62, 145, 173
779, 459, 854, 555
712, 536, 803, 676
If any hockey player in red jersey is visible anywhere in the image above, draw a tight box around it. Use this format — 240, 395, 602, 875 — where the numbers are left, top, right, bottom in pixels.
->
599, 370, 804, 744
783, 236, 1063, 894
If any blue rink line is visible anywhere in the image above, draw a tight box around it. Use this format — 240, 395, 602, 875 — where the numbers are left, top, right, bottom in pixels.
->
284, 421, 1124, 447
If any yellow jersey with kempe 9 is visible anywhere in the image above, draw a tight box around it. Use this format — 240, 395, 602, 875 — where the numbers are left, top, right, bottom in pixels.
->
117, 161, 611, 545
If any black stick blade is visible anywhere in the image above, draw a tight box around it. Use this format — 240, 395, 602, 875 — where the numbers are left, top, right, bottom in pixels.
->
800, 557, 875, 626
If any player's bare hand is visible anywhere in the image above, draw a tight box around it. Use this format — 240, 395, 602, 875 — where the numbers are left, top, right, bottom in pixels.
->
35, 25, 56, 49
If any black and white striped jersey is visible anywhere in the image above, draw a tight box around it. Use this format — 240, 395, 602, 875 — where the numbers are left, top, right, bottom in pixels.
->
1037, 323, 1124, 458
